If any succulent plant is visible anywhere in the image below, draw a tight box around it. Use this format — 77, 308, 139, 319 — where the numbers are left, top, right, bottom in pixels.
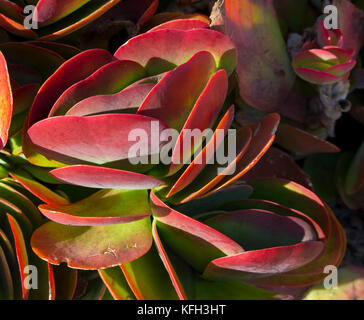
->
0, 0, 361, 301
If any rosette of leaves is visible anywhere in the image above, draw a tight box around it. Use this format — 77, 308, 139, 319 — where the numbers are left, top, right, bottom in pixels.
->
98, 178, 345, 300
4, 20, 285, 275
0, 0, 158, 43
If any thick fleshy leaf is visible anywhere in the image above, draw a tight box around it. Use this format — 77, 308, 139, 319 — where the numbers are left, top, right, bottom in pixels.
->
27, 49, 113, 127
240, 179, 346, 287
345, 141, 364, 194
208, 113, 281, 194
293, 67, 342, 85
35, 0, 93, 26
98, 267, 135, 300
204, 209, 317, 250
24, 49, 113, 167
0, 51, 12, 150
168, 69, 228, 175
150, 191, 244, 272
242, 147, 311, 188
7, 214, 29, 300
37, 189, 151, 226
0, 14, 37, 39
50, 165, 164, 190
152, 220, 276, 300
167, 106, 235, 197
224, 0, 295, 111
66, 83, 155, 116
31, 217, 153, 269
275, 123, 340, 153
138, 51, 216, 130
0, 42, 65, 84
248, 179, 331, 236
248, 204, 345, 287
175, 185, 253, 217
48, 60, 146, 116
177, 125, 253, 203
0, 198, 33, 237
219, 199, 324, 240
38, 0, 122, 41
114, 28, 237, 75
0, 245, 13, 300
149, 19, 209, 32
0, 1, 24, 23
12, 83, 39, 116
203, 241, 324, 281
121, 245, 179, 300
0, 182, 42, 227
28, 114, 169, 166
28, 41, 82, 60
9, 169, 69, 206
152, 220, 187, 299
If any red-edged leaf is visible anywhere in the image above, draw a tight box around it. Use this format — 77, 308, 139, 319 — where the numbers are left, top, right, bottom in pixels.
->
114, 28, 237, 75
204, 209, 317, 250
242, 147, 311, 188
167, 106, 235, 197
0, 51, 12, 150
138, 51, 216, 130
27, 114, 169, 166
151, 191, 244, 272
35, 0, 93, 26
50, 165, 164, 189
37, 189, 151, 226
203, 241, 324, 281
38, 0, 122, 41
27, 49, 113, 126
152, 220, 187, 300
275, 123, 340, 153
31, 217, 153, 270
148, 19, 209, 32
168, 69, 228, 175
9, 169, 69, 206
48, 60, 146, 116
7, 214, 29, 300
294, 67, 342, 84
98, 267, 135, 300
12, 83, 39, 116
120, 245, 179, 300
66, 83, 155, 116
208, 113, 281, 195
0, 14, 37, 39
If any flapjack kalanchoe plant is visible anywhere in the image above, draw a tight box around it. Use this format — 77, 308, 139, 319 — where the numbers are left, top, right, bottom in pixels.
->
0, 0, 357, 300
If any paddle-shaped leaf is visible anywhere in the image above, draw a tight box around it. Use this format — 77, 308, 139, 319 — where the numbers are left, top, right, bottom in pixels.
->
224, 0, 295, 111
0, 51, 12, 150
31, 217, 153, 269
37, 189, 151, 226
